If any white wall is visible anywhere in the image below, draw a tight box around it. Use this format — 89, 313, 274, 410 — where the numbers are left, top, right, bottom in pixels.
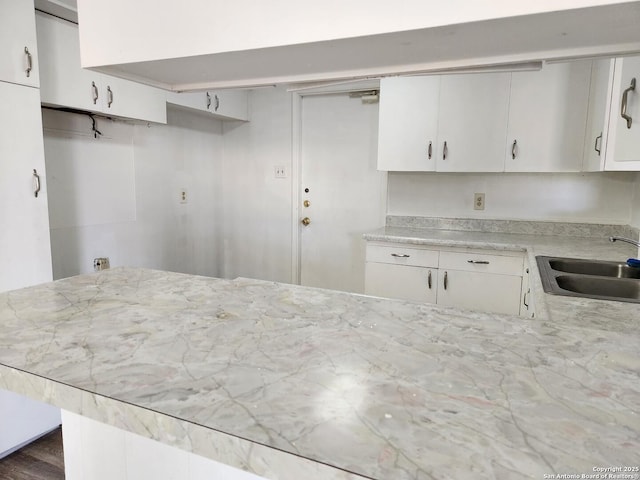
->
388, 172, 635, 224
44, 107, 223, 280
220, 87, 293, 283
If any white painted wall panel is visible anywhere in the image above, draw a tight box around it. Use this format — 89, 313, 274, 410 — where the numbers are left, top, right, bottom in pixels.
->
45, 131, 136, 229
221, 87, 293, 283
388, 172, 634, 224
44, 107, 223, 280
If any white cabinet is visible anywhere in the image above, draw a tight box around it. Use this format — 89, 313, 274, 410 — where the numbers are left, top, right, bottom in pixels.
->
0, 81, 53, 292
365, 244, 438, 303
0, 0, 39, 88
0, 77, 60, 457
506, 61, 592, 172
377, 73, 510, 172
436, 251, 523, 315
377, 76, 440, 171
436, 73, 511, 172
583, 59, 614, 172
36, 12, 166, 124
62, 411, 268, 480
365, 242, 526, 316
166, 90, 249, 121
604, 55, 640, 170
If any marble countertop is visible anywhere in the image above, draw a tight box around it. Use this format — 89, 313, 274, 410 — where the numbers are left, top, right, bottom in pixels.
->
1, 265, 639, 479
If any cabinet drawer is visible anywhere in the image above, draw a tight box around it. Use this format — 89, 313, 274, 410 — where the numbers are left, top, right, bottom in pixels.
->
366, 244, 439, 268
439, 251, 523, 275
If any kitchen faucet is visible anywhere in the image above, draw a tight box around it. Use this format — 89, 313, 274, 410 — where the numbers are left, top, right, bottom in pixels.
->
609, 236, 640, 248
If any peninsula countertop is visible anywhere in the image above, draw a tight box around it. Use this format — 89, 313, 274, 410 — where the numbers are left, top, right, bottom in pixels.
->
1, 266, 639, 479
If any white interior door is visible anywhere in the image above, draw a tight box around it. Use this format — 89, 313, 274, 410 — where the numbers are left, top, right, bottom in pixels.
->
299, 93, 387, 293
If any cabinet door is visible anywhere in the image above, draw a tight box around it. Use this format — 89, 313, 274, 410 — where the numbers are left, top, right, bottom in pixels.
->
36, 12, 103, 112
437, 270, 522, 315
208, 90, 248, 121
604, 55, 640, 170
0, 82, 52, 292
166, 90, 248, 121
166, 91, 209, 112
36, 12, 167, 124
583, 59, 614, 171
365, 262, 437, 304
101, 75, 167, 124
506, 61, 592, 172
0, 0, 39, 87
377, 76, 440, 171
436, 73, 510, 172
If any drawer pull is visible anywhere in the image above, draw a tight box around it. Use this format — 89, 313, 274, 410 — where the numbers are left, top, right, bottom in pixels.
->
443, 271, 448, 290
427, 270, 432, 289
467, 260, 490, 265
390, 253, 410, 258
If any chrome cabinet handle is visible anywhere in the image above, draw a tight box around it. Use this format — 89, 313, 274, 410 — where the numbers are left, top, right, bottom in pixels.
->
443, 141, 448, 160
206, 92, 211, 110
33, 169, 40, 198
427, 141, 432, 159
594, 133, 602, 155
621, 77, 636, 129
24, 47, 32, 78
427, 270, 432, 290
214, 94, 220, 112
523, 288, 530, 309
107, 86, 113, 108
390, 253, 410, 258
511, 139, 517, 159
443, 271, 448, 290
467, 260, 490, 265
91, 81, 99, 104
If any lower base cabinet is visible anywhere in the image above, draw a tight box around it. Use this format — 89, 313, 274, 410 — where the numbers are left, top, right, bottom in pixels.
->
365, 242, 527, 316
365, 262, 438, 303
62, 411, 266, 480
436, 269, 522, 315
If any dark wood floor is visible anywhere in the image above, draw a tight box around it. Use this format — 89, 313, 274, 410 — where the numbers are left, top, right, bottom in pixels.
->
0, 428, 64, 480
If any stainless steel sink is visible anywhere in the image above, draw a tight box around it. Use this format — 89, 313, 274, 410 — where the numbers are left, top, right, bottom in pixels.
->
556, 275, 640, 300
548, 258, 640, 279
536, 256, 640, 303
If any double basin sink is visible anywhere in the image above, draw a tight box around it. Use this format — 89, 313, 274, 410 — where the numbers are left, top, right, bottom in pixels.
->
536, 256, 640, 303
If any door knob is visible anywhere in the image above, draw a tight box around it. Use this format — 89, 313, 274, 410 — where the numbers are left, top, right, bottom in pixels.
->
301, 217, 311, 226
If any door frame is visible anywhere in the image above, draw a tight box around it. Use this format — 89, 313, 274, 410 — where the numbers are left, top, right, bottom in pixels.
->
289, 80, 381, 285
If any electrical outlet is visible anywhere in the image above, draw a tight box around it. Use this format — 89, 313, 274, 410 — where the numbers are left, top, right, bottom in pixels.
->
474, 193, 485, 210
94, 257, 110, 271
274, 166, 287, 178
180, 188, 188, 204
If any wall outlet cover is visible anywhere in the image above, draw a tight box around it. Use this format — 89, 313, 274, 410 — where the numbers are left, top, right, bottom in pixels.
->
474, 193, 485, 210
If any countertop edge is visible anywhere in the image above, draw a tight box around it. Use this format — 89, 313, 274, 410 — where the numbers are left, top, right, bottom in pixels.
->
0, 365, 368, 480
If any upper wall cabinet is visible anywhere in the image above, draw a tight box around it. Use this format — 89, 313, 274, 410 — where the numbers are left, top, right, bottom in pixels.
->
377, 76, 440, 171
506, 60, 592, 172
377, 72, 510, 172
583, 59, 614, 172
36, 13, 167, 124
378, 62, 594, 173
604, 55, 640, 170
436, 73, 510, 172
166, 90, 248, 121
0, 0, 39, 88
